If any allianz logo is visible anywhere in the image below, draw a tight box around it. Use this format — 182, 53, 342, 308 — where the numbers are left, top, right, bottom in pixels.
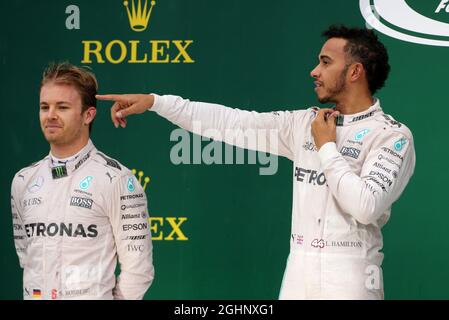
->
360, 0, 449, 47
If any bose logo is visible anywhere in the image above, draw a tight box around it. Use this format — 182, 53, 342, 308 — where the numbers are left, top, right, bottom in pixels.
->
360, 0, 449, 47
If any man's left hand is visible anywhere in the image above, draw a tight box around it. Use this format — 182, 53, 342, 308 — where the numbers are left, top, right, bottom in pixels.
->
311, 108, 340, 150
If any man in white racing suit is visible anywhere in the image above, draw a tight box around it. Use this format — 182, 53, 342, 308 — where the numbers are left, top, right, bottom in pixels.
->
11, 63, 154, 299
97, 26, 415, 299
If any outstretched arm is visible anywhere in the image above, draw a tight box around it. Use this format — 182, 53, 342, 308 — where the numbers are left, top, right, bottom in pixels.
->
97, 93, 304, 160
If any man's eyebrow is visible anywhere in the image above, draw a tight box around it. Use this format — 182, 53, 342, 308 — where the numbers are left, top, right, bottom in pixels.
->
319, 54, 333, 61
39, 101, 72, 105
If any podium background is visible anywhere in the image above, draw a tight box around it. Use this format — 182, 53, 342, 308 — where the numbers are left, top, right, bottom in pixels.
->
1, 0, 447, 299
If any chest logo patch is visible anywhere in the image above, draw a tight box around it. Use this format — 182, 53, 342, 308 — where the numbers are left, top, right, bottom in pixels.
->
27, 176, 44, 193
394, 138, 407, 151
79, 176, 93, 190
340, 147, 361, 159
354, 129, 370, 141
127, 177, 135, 192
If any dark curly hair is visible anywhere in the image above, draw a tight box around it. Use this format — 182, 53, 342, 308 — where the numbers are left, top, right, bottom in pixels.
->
322, 25, 390, 95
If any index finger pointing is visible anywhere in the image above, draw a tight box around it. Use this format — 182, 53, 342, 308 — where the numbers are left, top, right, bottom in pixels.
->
96, 94, 124, 102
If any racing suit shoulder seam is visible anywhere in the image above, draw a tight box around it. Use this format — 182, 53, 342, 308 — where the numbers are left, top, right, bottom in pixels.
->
15, 157, 47, 176
92, 152, 132, 174
378, 122, 413, 140
375, 112, 411, 130
367, 125, 413, 156
13, 158, 47, 192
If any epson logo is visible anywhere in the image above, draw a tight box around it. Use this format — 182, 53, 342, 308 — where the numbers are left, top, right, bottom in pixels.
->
369, 171, 393, 187
360, 0, 449, 47
25, 222, 98, 238
70, 196, 93, 209
120, 193, 144, 201
294, 167, 327, 186
123, 223, 148, 231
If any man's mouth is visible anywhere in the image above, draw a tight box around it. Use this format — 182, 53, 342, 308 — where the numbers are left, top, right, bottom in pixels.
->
314, 81, 323, 92
46, 124, 62, 129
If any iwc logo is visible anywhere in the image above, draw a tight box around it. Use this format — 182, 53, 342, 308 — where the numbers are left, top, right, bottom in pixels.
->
360, 0, 449, 47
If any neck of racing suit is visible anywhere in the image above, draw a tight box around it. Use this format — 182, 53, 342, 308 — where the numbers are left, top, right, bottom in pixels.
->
335, 98, 382, 127
49, 139, 96, 178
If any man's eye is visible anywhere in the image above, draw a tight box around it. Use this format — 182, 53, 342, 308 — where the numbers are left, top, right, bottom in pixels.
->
40, 106, 49, 110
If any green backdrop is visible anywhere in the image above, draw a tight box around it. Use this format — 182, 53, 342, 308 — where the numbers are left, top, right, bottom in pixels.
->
1, 0, 447, 299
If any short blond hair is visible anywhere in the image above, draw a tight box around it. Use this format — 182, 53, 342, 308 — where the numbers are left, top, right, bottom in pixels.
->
41, 62, 98, 131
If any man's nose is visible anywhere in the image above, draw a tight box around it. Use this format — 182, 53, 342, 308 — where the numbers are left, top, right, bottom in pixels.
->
310, 65, 319, 78
47, 106, 58, 119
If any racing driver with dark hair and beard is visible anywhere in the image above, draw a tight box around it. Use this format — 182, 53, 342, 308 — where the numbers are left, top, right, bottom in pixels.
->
97, 25, 415, 299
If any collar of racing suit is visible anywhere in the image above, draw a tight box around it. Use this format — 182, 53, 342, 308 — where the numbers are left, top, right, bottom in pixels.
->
48, 139, 96, 178
335, 98, 382, 126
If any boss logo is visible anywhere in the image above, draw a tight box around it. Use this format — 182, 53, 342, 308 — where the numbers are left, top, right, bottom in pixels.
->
70, 196, 93, 209
340, 147, 361, 159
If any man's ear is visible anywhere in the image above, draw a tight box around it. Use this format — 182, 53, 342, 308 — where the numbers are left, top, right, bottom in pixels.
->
350, 62, 365, 82
84, 106, 97, 125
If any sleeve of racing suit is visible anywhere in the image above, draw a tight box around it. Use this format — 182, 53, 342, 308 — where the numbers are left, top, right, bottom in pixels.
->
110, 174, 154, 299
11, 177, 27, 268
318, 131, 416, 225
150, 94, 298, 161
